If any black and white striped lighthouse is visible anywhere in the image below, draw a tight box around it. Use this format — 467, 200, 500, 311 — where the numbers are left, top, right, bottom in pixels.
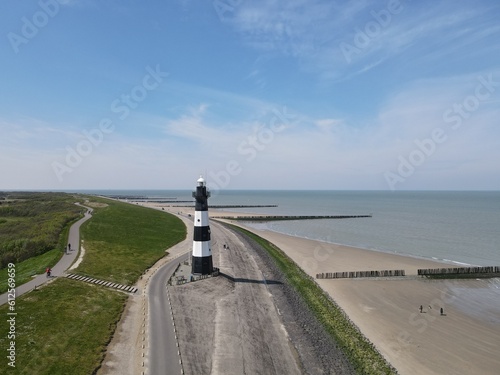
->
192, 176, 213, 275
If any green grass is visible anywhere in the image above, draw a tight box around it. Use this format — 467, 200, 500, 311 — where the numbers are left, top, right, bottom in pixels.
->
0, 211, 82, 294
229, 224, 397, 375
0, 278, 127, 375
0, 192, 83, 268
77, 198, 186, 285
0, 249, 61, 294
0, 196, 186, 374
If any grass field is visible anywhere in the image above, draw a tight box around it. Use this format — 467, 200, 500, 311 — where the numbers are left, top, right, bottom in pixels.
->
0, 278, 127, 375
0, 192, 84, 292
77, 198, 186, 284
230, 224, 396, 375
0, 196, 187, 374
0, 192, 83, 269
0, 212, 81, 294
0, 249, 61, 295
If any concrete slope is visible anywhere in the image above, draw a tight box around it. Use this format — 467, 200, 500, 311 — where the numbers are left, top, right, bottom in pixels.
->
169, 220, 302, 375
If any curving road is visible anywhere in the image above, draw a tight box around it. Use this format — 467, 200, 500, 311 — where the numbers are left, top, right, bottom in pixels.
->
0, 203, 92, 306
148, 251, 190, 374
147, 209, 302, 375
161, 218, 303, 375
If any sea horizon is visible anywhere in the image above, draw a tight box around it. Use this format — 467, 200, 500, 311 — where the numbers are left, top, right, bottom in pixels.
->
4, 189, 499, 267
64, 189, 500, 268
3, 188, 500, 192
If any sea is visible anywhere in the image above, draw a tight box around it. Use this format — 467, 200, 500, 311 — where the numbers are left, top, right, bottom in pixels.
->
74, 189, 500, 323
75, 190, 500, 267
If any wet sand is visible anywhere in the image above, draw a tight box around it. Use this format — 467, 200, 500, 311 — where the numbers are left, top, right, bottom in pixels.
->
210, 211, 500, 375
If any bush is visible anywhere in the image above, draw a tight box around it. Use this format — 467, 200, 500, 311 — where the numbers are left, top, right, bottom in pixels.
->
0, 192, 83, 269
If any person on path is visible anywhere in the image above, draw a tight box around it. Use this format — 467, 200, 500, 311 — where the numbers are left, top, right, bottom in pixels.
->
68, 243, 71, 251
46, 267, 51, 278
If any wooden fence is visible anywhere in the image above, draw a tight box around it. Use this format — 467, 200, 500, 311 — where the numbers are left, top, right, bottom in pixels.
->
316, 269, 405, 279
417, 266, 499, 276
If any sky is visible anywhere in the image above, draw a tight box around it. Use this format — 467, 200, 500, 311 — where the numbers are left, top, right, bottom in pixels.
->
1, 0, 499, 191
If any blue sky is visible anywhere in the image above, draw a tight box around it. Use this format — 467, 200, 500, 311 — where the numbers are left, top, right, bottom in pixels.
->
1, 0, 499, 191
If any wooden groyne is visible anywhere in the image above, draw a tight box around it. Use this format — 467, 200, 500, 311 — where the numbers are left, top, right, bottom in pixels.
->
418, 266, 500, 276
174, 204, 278, 208
316, 269, 405, 279
103, 195, 149, 200
215, 214, 372, 221
211, 205, 277, 208
133, 200, 193, 203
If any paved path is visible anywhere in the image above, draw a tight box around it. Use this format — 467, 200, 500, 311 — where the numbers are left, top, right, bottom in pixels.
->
0, 203, 93, 306
147, 211, 193, 375
148, 251, 190, 375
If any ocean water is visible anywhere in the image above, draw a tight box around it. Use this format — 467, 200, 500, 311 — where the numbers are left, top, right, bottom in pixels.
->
77, 190, 500, 267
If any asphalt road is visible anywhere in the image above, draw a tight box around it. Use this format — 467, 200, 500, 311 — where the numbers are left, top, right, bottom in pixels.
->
148, 250, 190, 375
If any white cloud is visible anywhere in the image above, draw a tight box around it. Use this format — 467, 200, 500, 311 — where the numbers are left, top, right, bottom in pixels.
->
314, 118, 343, 132
225, 1, 500, 81
217, 69, 500, 189
2, 66, 499, 190
165, 104, 212, 142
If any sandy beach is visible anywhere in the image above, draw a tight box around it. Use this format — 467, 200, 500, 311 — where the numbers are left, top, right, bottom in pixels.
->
143, 204, 500, 374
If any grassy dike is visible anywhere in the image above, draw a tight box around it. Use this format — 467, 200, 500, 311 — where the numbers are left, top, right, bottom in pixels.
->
0, 249, 61, 295
0, 213, 83, 295
0, 279, 127, 375
77, 198, 186, 285
229, 224, 397, 375
0, 197, 186, 374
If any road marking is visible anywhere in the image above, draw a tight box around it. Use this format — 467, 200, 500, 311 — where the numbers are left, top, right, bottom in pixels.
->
65, 273, 138, 293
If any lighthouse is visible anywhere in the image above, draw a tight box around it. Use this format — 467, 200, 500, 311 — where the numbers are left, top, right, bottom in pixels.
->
191, 176, 213, 275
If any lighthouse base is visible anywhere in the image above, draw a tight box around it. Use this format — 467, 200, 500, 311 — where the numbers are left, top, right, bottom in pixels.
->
192, 255, 213, 275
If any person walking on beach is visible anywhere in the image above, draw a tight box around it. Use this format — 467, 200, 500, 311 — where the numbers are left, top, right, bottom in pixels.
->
419, 305, 423, 313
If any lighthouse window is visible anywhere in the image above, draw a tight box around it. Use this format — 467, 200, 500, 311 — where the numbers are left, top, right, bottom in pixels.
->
197, 219, 200, 222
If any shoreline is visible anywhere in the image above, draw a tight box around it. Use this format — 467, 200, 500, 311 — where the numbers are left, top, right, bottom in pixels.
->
211, 208, 489, 268
142, 201, 499, 280
140, 203, 500, 374
210, 209, 475, 271
217, 221, 500, 374
247, 225, 484, 268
